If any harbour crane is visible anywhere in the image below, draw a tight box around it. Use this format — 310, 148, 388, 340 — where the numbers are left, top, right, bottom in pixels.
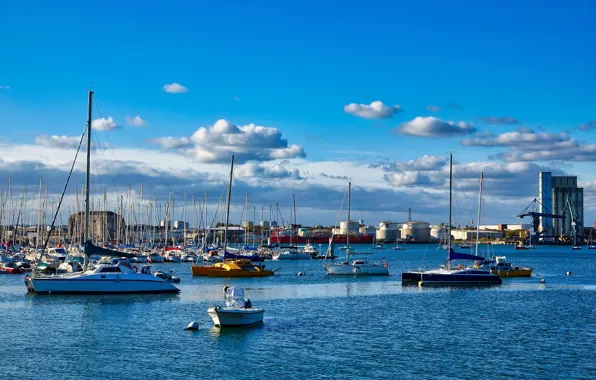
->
517, 196, 582, 244
516, 198, 564, 243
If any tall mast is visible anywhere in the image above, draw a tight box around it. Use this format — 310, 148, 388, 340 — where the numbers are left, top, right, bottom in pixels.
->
447, 153, 452, 270
84, 90, 93, 245
347, 182, 351, 262
223, 155, 234, 250
475, 171, 484, 257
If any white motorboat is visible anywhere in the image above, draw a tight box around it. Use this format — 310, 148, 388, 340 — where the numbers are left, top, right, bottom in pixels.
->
46, 247, 69, 262
324, 183, 388, 276
24, 256, 180, 294
302, 243, 318, 257
207, 286, 264, 327
324, 258, 389, 275
148, 252, 165, 263
272, 248, 310, 260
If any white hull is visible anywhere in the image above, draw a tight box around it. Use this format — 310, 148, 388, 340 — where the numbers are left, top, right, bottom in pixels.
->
26, 272, 180, 294
273, 252, 310, 260
324, 263, 389, 275
208, 307, 264, 326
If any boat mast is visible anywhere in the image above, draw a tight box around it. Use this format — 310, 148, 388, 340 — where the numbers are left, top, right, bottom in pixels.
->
223, 155, 234, 250
475, 171, 484, 257
84, 90, 93, 247
293, 194, 297, 246
447, 153, 452, 270
347, 182, 351, 263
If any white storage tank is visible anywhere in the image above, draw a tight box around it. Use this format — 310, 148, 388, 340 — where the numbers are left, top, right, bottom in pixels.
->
430, 225, 448, 240
401, 222, 431, 241
339, 221, 360, 235
376, 221, 399, 241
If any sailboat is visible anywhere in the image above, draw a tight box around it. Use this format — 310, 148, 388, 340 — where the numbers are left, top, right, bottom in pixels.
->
272, 195, 309, 260
324, 183, 389, 275
401, 154, 502, 286
24, 91, 180, 294
392, 240, 406, 251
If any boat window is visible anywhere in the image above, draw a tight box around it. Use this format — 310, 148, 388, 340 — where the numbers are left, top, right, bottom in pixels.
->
99, 266, 121, 273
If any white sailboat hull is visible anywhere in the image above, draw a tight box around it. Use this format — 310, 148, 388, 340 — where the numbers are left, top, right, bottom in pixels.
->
273, 252, 310, 260
324, 263, 389, 275
25, 272, 180, 294
207, 307, 264, 326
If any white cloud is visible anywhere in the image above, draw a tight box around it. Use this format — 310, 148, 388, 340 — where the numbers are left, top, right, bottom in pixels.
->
397, 116, 476, 137
344, 101, 403, 119
126, 115, 147, 127
150, 136, 192, 150
92, 116, 119, 131
385, 171, 431, 187
152, 119, 306, 164
236, 162, 302, 180
162, 83, 188, 93
460, 129, 572, 149
34, 135, 82, 149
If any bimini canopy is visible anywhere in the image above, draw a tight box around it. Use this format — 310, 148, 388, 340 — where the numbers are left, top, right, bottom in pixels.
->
448, 249, 484, 261
84, 241, 134, 258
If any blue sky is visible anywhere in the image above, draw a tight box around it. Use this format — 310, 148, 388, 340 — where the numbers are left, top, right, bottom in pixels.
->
0, 0, 595, 226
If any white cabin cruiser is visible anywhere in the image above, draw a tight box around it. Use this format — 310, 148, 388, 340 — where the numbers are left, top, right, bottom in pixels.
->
207, 286, 264, 327
24, 256, 180, 294
272, 248, 310, 260
324, 258, 389, 275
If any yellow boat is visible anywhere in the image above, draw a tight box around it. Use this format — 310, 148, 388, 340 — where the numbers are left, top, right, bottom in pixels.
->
479, 256, 533, 277
191, 259, 275, 277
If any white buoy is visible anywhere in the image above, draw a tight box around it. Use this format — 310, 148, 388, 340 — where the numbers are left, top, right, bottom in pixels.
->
540, 278, 546, 284
184, 321, 200, 330
566, 271, 572, 276
297, 271, 305, 276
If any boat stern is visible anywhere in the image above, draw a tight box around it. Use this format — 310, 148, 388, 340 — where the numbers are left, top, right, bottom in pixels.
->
24, 276, 35, 293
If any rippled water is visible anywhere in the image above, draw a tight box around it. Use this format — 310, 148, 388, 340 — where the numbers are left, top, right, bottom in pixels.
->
1, 245, 595, 379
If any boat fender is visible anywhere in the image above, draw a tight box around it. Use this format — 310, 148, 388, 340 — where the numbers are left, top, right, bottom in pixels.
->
353, 267, 359, 274
133, 266, 138, 273
540, 278, 546, 284
297, 271, 305, 276
566, 271, 572, 276
383, 262, 389, 268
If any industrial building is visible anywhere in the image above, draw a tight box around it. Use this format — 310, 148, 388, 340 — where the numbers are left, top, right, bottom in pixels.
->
539, 172, 584, 239
451, 229, 504, 241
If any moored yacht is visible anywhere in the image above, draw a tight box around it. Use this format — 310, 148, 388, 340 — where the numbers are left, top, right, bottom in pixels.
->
23, 91, 180, 295
402, 155, 501, 286
25, 256, 180, 294
324, 183, 388, 276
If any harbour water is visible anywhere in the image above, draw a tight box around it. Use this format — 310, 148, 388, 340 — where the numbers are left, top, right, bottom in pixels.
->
1, 245, 596, 379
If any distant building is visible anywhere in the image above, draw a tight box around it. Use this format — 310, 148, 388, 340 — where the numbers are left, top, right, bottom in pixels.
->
376, 221, 400, 241
173, 221, 189, 230
539, 172, 584, 238
452, 229, 504, 241
68, 211, 125, 242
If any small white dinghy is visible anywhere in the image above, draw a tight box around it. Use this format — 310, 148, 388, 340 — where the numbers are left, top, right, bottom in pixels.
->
208, 286, 264, 327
